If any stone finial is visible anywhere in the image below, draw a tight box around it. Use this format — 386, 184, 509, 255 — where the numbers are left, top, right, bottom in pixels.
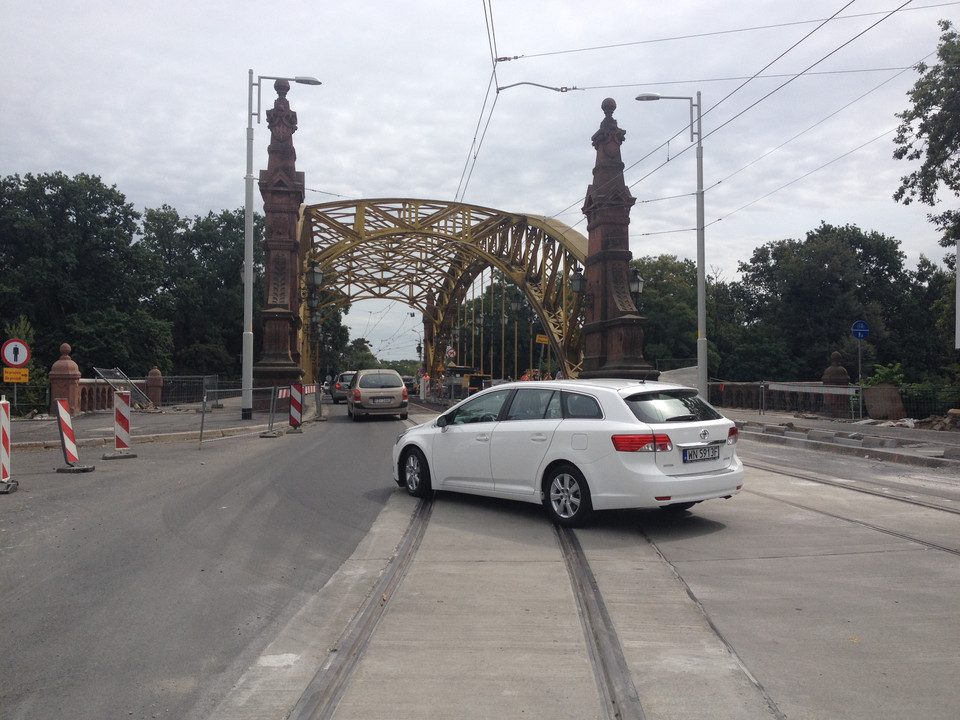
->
822, 351, 850, 385
584, 98, 635, 214
49, 342, 81, 415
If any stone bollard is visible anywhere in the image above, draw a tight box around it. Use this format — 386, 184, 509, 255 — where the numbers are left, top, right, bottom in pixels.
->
821, 351, 851, 418
49, 343, 81, 416
146, 366, 163, 407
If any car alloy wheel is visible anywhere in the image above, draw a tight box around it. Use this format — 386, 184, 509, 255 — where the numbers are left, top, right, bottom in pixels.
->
544, 464, 592, 527
403, 448, 432, 498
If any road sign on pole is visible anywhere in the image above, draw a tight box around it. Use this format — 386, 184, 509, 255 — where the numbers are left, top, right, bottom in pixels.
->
2, 339, 30, 368
851, 320, 869, 340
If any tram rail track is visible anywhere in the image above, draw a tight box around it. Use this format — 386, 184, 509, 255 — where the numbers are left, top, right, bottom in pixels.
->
742, 459, 960, 557
291, 497, 652, 720
290, 454, 960, 718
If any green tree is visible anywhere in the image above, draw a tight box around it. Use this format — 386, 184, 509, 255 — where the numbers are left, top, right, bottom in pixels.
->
893, 19, 960, 261
138, 206, 256, 376
734, 223, 913, 381
0, 172, 172, 374
343, 338, 379, 369
631, 255, 697, 370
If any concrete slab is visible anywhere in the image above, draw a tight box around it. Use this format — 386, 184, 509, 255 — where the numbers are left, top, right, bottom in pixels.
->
331, 498, 602, 719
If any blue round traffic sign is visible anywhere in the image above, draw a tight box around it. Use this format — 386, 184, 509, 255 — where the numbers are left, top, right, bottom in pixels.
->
851, 320, 869, 340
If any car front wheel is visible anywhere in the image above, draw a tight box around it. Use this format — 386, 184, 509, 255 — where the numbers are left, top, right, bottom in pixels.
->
402, 448, 432, 497
543, 464, 593, 527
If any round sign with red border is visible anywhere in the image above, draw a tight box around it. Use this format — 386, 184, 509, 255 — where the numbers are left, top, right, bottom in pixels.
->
2, 339, 30, 367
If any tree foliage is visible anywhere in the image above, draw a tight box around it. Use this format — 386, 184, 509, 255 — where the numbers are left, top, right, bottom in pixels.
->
138, 206, 254, 376
0, 172, 170, 374
2, 172, 955, 388
893, 19, 960, 259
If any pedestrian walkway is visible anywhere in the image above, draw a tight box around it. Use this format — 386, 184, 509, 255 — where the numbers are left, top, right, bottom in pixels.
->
723, 406, 960, 467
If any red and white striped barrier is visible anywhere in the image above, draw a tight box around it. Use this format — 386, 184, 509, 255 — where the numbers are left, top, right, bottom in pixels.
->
289, 383, 304, 430
103, 391, 137, 460
1, 398, 16, 493
115, 390, 132, 450
55, 399, 94, 473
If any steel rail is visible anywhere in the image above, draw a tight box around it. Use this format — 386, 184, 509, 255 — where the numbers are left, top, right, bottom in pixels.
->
556, 525, 647, 720
289, 499, 433, 720
743, 458, 960, 516
743, 461, 960, 557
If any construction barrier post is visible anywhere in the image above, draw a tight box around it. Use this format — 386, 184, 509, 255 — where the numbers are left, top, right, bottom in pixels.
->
1, 397, 17, 493
103, 390, 137, 460
260, 386, 287, 438
289, 383, 303, 432
55, 398, 95, 473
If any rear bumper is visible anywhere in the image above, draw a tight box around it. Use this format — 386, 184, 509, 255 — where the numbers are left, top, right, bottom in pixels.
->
588, 462, 744, 510
353, 401, 408, 417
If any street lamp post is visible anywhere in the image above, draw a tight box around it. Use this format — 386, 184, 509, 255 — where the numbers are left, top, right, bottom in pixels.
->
636, 91, 707, 398
243, 69, 321, 420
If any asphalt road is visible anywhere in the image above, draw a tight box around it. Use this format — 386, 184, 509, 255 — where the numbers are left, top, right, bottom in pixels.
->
4, 405, 960, 719
0, 410, 405, 719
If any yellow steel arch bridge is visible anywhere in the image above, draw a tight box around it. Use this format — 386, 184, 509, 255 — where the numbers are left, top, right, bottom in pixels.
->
297, 198, 587, 380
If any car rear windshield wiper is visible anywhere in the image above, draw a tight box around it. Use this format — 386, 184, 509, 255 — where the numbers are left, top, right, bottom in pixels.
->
664, 414, 698, 422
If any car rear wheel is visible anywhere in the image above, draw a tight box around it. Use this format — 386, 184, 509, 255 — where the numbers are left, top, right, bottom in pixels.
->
402, 448, 432, 498
543, 464, 593, 527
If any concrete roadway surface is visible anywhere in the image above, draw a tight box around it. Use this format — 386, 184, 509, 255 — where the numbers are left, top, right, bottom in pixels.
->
2, 402, 959, 718
0, 410, 404, 719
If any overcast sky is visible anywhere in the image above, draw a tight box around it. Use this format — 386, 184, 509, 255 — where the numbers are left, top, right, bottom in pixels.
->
1, 1, 954, 360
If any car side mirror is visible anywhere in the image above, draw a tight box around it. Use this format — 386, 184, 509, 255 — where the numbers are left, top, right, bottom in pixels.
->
436, 415, 449, 429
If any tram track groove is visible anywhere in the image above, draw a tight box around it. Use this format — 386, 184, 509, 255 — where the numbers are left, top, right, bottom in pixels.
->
743, 458, 960, 515
742, 460, 960, 557
556, 526, 646, 720
289, 500, 433, 720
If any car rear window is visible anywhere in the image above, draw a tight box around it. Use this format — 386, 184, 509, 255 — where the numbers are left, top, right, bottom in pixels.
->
625, 390, 722, 423
359, 373, 402, 389
562, 392, 603, 419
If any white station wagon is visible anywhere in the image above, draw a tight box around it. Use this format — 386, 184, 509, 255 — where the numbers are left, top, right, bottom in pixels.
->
392, 378, 743, 527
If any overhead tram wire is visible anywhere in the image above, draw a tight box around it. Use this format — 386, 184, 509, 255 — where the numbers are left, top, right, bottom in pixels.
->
713, 53, 934, 190
455, 0, 503, 203
548, 0, 917, 229
498, 2, 958, 61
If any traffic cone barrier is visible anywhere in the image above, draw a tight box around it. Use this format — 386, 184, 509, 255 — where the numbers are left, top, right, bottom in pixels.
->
103, 391, 137, 460
54, 399, 94, 473
1, 397, 17, 493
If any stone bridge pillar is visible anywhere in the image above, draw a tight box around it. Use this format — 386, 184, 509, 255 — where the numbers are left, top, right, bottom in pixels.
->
579, 99, 658, 380
255, 79, 307, 396
49, 343, 81, 414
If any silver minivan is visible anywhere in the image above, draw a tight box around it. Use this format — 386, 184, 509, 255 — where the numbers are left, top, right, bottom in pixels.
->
347, 368, 409, 421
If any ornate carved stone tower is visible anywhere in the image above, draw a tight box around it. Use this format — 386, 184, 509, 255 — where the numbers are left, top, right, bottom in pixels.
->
579, 98, 658, 380
255, 79, 306, 390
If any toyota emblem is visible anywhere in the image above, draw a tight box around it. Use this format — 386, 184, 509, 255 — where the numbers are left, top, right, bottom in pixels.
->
699, 428, 710, 440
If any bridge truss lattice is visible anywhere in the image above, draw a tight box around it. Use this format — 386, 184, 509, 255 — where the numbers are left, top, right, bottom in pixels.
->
298, 198, 588, 380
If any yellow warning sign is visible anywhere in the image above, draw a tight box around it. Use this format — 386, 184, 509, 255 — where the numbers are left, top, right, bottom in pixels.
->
3, 367, 28, 383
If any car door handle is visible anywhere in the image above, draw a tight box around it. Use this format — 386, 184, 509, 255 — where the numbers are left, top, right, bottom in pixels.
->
475, 434, 490, 442
530, 434, 548, 443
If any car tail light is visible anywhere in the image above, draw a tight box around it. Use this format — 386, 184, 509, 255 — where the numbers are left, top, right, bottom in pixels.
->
611, 434, 673, 452
353, 389, 361, 401
402, 387, 408, 401
727, 426, 739, 445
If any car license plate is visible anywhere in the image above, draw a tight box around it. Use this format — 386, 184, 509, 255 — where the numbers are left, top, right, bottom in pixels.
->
372, 397, 392, 404
683, 446, 720, 463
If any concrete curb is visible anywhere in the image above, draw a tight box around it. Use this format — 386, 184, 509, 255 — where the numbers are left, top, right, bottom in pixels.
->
737, 422, 960, 469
